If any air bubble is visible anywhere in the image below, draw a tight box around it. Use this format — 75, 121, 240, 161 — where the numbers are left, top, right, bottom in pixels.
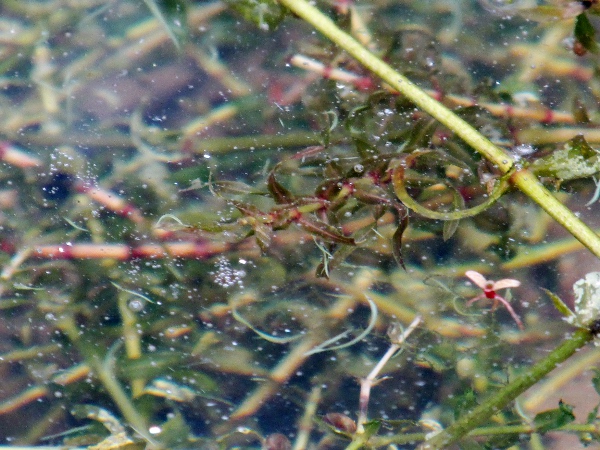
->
128, 299, 144, 312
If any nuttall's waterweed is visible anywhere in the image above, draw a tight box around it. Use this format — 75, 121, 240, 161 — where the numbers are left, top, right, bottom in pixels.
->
5, 0, 600, 447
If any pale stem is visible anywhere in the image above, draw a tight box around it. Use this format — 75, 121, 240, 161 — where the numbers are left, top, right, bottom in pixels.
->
356, 316, 421, 433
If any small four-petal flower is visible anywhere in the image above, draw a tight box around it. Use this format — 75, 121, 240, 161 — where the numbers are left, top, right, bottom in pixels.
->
465, 270, 523, 330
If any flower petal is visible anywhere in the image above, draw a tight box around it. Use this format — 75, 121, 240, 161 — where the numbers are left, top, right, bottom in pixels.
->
493, 278, 521, 290
465, 270, 488, 289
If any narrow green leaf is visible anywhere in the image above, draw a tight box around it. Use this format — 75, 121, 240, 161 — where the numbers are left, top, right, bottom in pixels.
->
442, 187, 465, 241
142, 0, 186, 51
314, 415, 353, 439
253, 221, 273, 252
453, 389, 478, 420
392, 164, 510, 220
304, 296, 377, 356
225, 0, 288, 30
70, 405, 126, 435
581, 403, 600, 446
352, 183, 392, 206
483, 432, 523, 449
155, 411, 192, 447
316, 242, 358, 278
231, 306, 303, 344
230, 200, 263, 216
297, 216, 355, 245
591, 368, 600, 396
267, 170, 294, 204
361, 419, 381, 439
586, 402, 599, 424
214, 180, 263, 195
533, 401, 575, 434
353, 136, 380, 160
573, 96, 591, 124
541, 288, 576, 320
392, 214, 409, 270
575, 13, 598, 53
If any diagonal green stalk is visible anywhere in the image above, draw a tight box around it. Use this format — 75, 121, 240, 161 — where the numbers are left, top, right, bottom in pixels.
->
277, 0, 600, 260
416, 327, 594, 449
58, 316, 156, 445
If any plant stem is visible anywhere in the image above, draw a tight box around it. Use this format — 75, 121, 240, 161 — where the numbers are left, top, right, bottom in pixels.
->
277, 0, 600, 260
356, 317, 421, 433
58, 316, 155, 445
370, 421, 600, 447
417, 327, 594, 449
92, 353, 154, 443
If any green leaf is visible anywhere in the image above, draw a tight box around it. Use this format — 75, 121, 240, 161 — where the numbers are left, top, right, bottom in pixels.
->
572, 96, 591, 124
230, 200, 264, 216
442, 187, 465, 241
392, 163, 510, 220
392, 213, 409, 270
580, 402, 600, 444
533, 401, 575, 434
483, 432, 523, 450
586, 402, 599, 424
591, 368, 600, 396
454, 389, 478, 420
320, 110, 338, 147
142, 0, 188, 51
225, 0, 288, 31
541, 288, 575, 320
253, 220, 273, 252
155, 411, 192, 447
316, 241, 358, 278
352, 179, 392, 206
297, 216, 355, 245
361, 419, 381, 439
575, 13, 598, 53
388, 117, 437, 151
214, 180, 264, 196
353, 136, 380, 160
70, 405, 126, 435
231, 304, 302, 344
315, 415, 354, 439
267, 170, 294, 204
456, 440, 485, 450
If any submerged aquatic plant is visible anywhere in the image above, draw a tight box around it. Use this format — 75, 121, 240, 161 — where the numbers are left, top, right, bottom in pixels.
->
2, 0, 600, 448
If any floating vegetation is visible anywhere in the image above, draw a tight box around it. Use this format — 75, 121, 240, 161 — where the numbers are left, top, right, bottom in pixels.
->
2, 0, 600, 449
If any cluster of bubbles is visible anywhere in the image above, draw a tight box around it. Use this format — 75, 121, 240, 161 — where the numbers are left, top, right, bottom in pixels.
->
211, 256, 247, 289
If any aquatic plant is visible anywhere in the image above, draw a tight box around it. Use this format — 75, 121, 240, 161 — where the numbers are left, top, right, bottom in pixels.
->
1, 0, 600, 449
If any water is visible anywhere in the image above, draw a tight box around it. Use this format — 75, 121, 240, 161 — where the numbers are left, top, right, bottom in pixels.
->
0, 1, 599, 448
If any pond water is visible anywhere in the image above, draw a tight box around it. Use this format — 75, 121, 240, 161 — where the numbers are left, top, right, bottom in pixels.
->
0, 1, 600, 449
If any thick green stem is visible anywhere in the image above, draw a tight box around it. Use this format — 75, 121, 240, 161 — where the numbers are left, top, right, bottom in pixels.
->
418, 328, 593, 449
58, 317, 155, 445
277, 0, 600, 260
370, 421, 600, 447
92, 354, 153, 442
